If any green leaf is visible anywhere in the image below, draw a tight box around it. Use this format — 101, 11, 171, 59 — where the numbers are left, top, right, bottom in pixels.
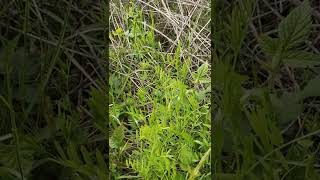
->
54, 141, 67, 160
174, 42, 181, 70
297, 139, 313, 148
96, 150, 107, 173
270, 92, 302, 126
67, 143, 82, 165
179, 146, 194, 166
228, 0, 256, 53
192, 62, 209, 84
299, 75, 320, 99
180, 58, 190, 80
283, 51, 320, 68
245, 107, 270, 151
213, 61, 247, 88
258, 35, 279, 56
96, 149, 108, 179
80, 146, 93, 166
109, 126, 125, 149
88, 88, 108, 125
269, 121, 283, 146
278, 0, 312, 50
0, 135, 39, 176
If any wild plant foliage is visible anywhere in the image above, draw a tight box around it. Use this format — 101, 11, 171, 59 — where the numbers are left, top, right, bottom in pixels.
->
0, 1, 105, 179
109, 2, 211, 179
214, 0, 320, 179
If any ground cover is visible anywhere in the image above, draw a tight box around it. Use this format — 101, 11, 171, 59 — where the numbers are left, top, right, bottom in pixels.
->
109, 1, 211, 179
214, 0, 320, 179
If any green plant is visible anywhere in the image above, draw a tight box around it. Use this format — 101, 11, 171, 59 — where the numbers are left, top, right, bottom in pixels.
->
214, 0, 320, 179
0, 0, 105, 179
109, 2, 211, 179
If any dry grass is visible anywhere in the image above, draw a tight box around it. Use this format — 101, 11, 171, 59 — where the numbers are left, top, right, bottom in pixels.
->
110, 0, 211, 65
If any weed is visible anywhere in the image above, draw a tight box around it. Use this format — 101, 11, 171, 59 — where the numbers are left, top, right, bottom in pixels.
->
109, 1, 211, 179
214, 0, 320, 179
0, 0, 105, 179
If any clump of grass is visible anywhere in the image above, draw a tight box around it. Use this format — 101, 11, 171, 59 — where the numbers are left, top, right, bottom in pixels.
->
0, 0, 105, 179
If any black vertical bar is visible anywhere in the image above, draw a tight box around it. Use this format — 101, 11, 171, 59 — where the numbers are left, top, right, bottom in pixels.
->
103, 0, 110, 178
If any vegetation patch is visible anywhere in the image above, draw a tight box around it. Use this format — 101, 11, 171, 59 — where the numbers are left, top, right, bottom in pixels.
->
110, 1, 211, 179
214, 0, 320, 179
